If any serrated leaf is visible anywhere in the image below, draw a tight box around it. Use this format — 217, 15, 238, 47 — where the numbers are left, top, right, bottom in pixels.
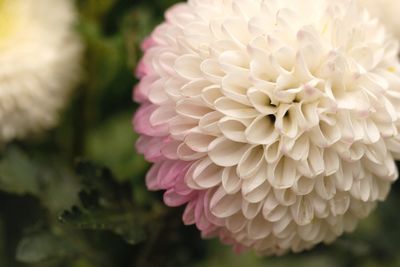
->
60, 161, 147, 245
40, 166, 80, 213
60, 207, 146, 245
74, 160, 127, 202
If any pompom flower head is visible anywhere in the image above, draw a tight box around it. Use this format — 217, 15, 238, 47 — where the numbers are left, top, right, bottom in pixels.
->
134, 0, 400, 255
0, 0, 82, 142
357, 0, 400, 40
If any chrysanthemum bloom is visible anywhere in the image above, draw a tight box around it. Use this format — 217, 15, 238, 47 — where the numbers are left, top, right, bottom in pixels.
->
0, 0, 82, 142
134, 0, 400, 255
357, 0, 400, 40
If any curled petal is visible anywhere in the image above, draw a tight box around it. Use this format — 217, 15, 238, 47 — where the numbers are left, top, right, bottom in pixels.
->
210, 186, 242, 218
208, 137, 251, 167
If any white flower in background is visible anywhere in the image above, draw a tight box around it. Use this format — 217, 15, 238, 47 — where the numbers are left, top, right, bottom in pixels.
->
357, 0, 400, 40
134, 0, 400, 255
0, 0, 82, 142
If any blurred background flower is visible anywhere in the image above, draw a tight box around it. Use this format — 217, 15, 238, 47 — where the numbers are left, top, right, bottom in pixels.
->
0, 1, 400, 267
0, 0, 82, 142
358, 0, 400, 40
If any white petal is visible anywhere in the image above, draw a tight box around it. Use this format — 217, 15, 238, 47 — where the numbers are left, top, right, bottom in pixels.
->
286, 134, 309, 161
290, 196, 314, 226
150, 105, 175, 126
292, 176, 315, 196
315, 175, 336, 200
210, 186, 242, 218
323, 148, 340, 175
329, 192, 350, 216
264, 204, 288, 222
222, 167, 242, 194
237, 145, 264, 178
198, 111, 223, 134
200, 58, 225, 83
189, 158, 222, 188
298, 220, 321, 242
221, 73, 252, 105
177, 143, 205, 160
275, 104, 299, 138
333, 163, 353, 191
219, 50, 250, 73
273, 188, 297, 206
221, 18, 252, 47
181, 79, 212, 97
201, 85, 224, 107
308, 145, 325, 176
226, 212, 247, 233
176, 99, 212, 119
245, 115, 280, 145
247, 213, 272, 239
268, 157, 299, 189
208, 137, 251, 167
215, 97, 258, 118
243, 181, 271, 203
264, 140, 282, 164
242, 162, 269, 194
219, 116, 249, 142
185, 132, 216, 152
175, 54, 202, 79
247, 87, 276, 115
169, 115, 197, 139
242, 200, 263, 219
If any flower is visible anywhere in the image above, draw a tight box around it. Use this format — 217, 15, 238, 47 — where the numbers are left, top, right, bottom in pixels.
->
0, 0, 82, 142
133, 0, 400, 255
357, 0, 400, 40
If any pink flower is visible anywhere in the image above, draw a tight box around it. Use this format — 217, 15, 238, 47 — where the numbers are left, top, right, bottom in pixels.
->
133, 0, 400, 255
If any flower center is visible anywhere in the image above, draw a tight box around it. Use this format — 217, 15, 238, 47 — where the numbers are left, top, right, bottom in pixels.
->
0, 0, 19, 42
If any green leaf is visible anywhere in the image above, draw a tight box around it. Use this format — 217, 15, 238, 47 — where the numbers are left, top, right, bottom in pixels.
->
39, 165, 80, 213
60, 161, 147, 245
86, 112, 148, 181
0, 147, 40, 196
60, 206, 146, 245
16, 232, 73, 264
0, 145, 80, 213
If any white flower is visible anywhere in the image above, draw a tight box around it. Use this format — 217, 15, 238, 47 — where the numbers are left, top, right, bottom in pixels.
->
357, 0, 400, 40
0, 0, 82, 142
134, 0, 400, 255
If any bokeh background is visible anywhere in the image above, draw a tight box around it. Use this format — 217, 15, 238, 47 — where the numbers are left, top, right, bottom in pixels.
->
1, 0, 400, 266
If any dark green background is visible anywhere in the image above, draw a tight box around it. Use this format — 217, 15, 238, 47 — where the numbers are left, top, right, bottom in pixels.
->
0, 0, 399, 266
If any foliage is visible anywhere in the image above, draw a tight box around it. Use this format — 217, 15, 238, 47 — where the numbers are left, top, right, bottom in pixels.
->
2, 0, 400, 267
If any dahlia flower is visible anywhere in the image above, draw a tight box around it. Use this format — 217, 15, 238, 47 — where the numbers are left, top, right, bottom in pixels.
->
133, 0, 400, 255
357, 0, 400, 40
0, 0, 81, 142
